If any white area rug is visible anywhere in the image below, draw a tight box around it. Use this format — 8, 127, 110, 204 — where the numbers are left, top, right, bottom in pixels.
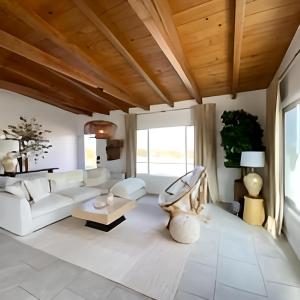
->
16, 195, 192, 300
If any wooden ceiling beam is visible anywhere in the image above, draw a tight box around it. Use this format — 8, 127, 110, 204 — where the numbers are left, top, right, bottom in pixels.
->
0, 0, 147, 110
73, 0, 173, 107
96, 88, 131, 112
51, 70, 129, 112
0, 29, 100, 87
128, 0, 202, 103
232, 0, 246, 99
2, 64, 73, 101
0, 79, 93, 116
2, 58, 110, 114
0, 61, 110, 114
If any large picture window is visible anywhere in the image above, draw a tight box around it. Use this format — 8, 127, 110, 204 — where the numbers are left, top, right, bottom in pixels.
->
137, 126, 194, 176
284, 103, 300, 212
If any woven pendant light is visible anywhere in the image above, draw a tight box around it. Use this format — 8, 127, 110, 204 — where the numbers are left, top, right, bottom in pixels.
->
84, 121, 117, 139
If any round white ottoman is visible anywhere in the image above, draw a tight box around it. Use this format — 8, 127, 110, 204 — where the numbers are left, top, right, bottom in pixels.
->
169, 214, 200, 244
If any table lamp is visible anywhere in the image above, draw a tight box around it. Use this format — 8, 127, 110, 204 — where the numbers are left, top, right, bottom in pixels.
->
240, 151, 265, 198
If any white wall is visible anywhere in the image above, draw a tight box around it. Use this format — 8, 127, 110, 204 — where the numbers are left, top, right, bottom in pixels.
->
0, 89, 78, 172
203, 90, 266, 202
131, 92, 266, 197
0, 89, 127, 175
0, 78, 267, 202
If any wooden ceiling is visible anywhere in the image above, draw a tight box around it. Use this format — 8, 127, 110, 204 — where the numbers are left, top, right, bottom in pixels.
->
0, 0, 299, 115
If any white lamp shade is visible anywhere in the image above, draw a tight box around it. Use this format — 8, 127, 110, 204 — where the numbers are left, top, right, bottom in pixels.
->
240, 151, 265, 168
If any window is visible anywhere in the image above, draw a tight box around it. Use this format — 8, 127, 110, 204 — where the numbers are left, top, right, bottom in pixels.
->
84, 134, 97, 170
136, 126, 194, 176
284, 103, 300, 212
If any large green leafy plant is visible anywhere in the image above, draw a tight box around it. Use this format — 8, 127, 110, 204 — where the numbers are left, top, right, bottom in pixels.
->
220, 110, 264, 167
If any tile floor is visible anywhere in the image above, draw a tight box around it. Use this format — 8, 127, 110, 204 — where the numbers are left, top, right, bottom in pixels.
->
1, 203, 300, 300
0, 233, 150, 300
175, 205, 300, 300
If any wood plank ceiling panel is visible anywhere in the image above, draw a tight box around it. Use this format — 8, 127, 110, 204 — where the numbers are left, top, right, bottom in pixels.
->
22, 0, 164, 106
73, 0, 173, 106
170, 0, 234, 97
0, 0, 148, 109
0, 51, 111, 114
0, 0, 299, 111
238, 0, 300, 92
75, 0, 190, 103
128, 0, 202, 102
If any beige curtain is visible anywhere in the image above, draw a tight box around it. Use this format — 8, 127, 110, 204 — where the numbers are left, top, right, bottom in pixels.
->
125, 114, 137, 178
264, 79, 284, 237
193, 104, 219, 203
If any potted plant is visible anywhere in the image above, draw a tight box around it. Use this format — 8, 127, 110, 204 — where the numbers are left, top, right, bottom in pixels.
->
220, 110, 264, 167
2, 116, 52, 172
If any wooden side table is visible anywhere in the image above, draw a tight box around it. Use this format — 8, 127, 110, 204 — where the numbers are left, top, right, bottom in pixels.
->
243, 196, 265, 226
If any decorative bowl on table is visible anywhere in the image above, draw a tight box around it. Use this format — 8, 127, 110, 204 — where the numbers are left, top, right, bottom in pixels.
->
93, 199, 107, 209
93, 193, 114, 209
106, 192, 114, 206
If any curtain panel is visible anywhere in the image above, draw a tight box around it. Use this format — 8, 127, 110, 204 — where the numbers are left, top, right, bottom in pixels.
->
193, 104, 219, 203
264, 79, 284, 237
125, 114, 137, 178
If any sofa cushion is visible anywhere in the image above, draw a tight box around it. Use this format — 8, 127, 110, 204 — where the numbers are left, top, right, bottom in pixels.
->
24, 178, 50, 203
57, 186, 101, 203
5, 182, 27, 199
31, 193, 73, 219
49, 177, 83, 193
1, 177, 31, 201
85, 168, 110, 186
0, 177, 17, 188
110, 178, 146, 198
96, 179, 120, 192
48, 170, 84, 192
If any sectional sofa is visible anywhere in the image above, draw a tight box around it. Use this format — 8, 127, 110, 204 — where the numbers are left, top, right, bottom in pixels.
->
0, 168, 124, 236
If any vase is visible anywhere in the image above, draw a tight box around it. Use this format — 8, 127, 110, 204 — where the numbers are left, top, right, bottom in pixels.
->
1, 153, 18, 174
106, 193, 114, 206
243, 172, 263, 198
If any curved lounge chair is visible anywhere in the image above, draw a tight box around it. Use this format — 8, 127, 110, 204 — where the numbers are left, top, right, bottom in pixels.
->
159, 166, 208, 228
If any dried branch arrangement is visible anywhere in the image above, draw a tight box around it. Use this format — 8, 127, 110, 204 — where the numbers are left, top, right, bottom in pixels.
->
2, 116, 52, 163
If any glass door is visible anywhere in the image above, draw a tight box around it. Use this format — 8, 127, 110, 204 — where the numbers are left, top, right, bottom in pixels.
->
284, 103, 300, 213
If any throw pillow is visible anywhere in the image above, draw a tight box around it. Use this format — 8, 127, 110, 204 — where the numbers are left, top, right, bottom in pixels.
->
5, 182, 27, 199
1, 177, 31, 201
24, 177, 50, 203
0, 177, 18, 188
49, 177, 66, 193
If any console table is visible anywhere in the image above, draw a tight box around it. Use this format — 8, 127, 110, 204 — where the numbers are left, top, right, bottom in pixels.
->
0, 168, 59, 177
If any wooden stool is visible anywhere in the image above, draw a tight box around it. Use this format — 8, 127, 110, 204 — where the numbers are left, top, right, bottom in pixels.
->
243, 196, 265, 226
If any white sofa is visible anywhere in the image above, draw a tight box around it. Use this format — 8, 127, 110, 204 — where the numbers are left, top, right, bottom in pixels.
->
0, 168, 124, 236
